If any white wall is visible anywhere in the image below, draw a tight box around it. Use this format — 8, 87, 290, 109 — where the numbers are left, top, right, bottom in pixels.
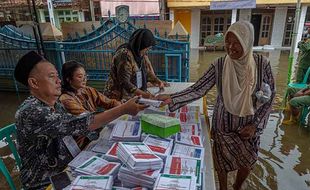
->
191, 8, 201, 48
239, 9, 251, 21
231, 9, 237, 24
270, 6, 288, 48
295, 5, 308, 53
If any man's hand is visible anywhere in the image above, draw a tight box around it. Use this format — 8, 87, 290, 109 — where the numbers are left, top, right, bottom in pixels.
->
123, 96, 149, 115
238, 124, 256, 140
155, 94, 172, 106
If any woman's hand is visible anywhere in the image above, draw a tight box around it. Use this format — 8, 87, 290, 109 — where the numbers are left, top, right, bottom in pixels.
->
238, 124, 256, 140
155, 94, 172, 105
135, 89, 155, 99
123, 96, 149, 115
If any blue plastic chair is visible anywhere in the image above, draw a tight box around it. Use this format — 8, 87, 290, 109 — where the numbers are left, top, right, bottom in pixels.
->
0, 124, 21, 190
288, 67, 310, 89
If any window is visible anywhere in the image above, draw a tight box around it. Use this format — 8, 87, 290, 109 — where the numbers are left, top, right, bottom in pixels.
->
261, 15, 271, 38
200, 11, 231, 46
283, 13, 295, 46
57, 10, 79, 23
214, 17, 224, 34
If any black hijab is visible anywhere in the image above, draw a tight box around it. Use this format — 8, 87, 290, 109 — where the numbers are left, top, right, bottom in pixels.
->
117, 29, 156, 90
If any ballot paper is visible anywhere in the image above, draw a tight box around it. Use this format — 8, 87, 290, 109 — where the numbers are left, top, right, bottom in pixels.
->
92, 138, 114, 154
138, 98, 162, 108
105, 142, 120, 161
75, 156, 120, 177
117, 142, 163, 173
153, 174, 196, 190
175, 133, 203, 147
177, 112, 200, 124
172, 143, 205, 162
179, 105, 200, 113
143, 135, 173, 160
68, 151, 103, 170
69, 175, 113, 190
164, 156, 202, 186
180, 123, 202, 136
110, 120, 141, 142
118, 166, 160, 188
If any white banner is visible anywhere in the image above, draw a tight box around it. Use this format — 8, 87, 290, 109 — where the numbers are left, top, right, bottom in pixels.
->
210, 0, 256, 10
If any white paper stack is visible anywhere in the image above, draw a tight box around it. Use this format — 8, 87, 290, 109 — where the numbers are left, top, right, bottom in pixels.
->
75, 156, 120, 178
175, 133, 203, 147
153, 174, 197, 190
117, 142, 163, 173
180, 123, 202, 136
68, 151, 103, 170
172, 143, 205, 163
143, 135, 173, 160
164, 156, 202, 186
118, 166, 160, 188
105, 142, 120, 161
110, 120, 141, 142
69, 175, 113, 190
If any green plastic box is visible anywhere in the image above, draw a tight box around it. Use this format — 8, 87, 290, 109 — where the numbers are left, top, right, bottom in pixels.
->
140, 114, 181, 138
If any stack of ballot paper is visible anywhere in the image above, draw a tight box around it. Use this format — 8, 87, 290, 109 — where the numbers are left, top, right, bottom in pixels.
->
110, 120, 141, 142
117, 142, 163, 173
175, 133, 203, 147
164, 156, 203, 186
118, 166, 160, 188
75, 156, 120, 178
172, 143, 205, 162
143, 135, 173, 160
69, 175, 113, 190
153, 174, 197, 190
141, 114, 180, 138
180, 123, 202, 136
105, 142, 120, 162
68, 151, 103, 170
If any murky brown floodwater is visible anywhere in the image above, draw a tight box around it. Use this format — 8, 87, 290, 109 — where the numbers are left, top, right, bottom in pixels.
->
0, 50, 309, 189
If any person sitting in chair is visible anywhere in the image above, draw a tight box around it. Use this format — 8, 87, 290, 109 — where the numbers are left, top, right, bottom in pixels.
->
14, 51, 147, 189
283, 86, 310, 124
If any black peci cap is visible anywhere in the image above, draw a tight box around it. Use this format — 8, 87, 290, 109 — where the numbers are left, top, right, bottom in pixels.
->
14, 51, 44, 86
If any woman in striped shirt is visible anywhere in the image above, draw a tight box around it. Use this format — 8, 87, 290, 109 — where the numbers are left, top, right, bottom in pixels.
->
157, 20, 275, 190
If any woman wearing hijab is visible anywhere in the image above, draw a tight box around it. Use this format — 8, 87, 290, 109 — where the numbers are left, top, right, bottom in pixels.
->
105, 28, 166, 100
156, 21, 275, 190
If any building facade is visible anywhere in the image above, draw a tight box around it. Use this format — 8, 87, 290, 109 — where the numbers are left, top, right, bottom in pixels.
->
168, 0, 310, 49
0, 0, 102, 29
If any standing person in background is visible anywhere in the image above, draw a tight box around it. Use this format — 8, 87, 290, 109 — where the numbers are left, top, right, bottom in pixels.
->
105, 28, 168, 101
156, 21, 275, 190
60, 60, 122, 148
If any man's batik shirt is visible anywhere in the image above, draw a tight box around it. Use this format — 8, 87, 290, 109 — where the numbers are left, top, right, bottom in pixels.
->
15, 96, 94, 189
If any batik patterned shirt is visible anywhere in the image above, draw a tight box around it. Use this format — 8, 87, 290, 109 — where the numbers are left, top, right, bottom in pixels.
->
104, 47, 160, 100
15, 96, 94, 189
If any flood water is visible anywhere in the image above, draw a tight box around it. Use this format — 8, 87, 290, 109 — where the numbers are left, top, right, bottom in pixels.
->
0, 50, 310, 189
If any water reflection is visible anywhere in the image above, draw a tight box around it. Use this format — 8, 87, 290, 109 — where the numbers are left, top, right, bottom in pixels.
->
0, 50, 310, 189
190, 49, 310, 190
